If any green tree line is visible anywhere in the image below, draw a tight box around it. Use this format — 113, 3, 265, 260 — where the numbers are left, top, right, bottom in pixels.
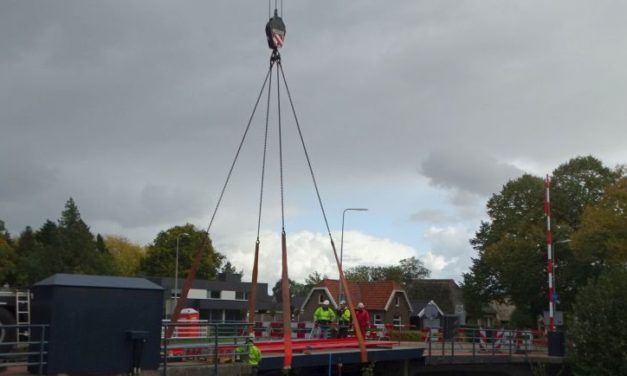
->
0, 198, 234, 287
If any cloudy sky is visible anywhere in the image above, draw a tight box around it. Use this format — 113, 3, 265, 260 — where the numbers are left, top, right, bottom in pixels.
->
1, 1, 626, 288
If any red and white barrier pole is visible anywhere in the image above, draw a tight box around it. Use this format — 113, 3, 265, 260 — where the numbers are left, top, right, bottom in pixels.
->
544, 175, 555, 332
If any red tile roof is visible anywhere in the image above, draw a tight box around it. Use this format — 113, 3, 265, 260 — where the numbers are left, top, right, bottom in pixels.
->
316, 279, 402, 310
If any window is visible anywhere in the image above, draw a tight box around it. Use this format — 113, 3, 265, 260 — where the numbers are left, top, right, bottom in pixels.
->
373, 314, 382, 325
318, 293, 325, 303
236, 291, 248, 300
393, 314, 402, 327
210, 290, 221, 299
395, 296, 400, 307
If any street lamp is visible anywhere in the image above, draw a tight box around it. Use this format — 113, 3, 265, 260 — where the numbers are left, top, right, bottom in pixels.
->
173, 232, 190, 313
339, 208, 368, 301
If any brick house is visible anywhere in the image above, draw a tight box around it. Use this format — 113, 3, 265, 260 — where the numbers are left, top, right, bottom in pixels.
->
300, 279, 412, 327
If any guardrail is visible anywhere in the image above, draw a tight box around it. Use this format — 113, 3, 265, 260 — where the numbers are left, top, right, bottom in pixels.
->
161, 321, 258, 376
419, 327, 553, 359
0, 324, 48, 375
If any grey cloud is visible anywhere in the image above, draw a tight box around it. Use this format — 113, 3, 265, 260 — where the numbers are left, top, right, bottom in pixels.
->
0, 153, 59, 200
409, 209, 454, 224
1, 0, 627, 253
420, 149, 524, 198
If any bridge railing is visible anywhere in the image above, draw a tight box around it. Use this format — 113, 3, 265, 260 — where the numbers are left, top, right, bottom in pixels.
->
0, 324, 48, 375
161, 321, 276, 375
420, 327, 554, 359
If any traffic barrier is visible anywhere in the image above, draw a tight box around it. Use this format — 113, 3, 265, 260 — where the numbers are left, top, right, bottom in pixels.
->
177, 308, 201, 337
479, 328, 488, 351
296, 322, 306, 339
456, 327, 466, 342
254, 321, 265, 337
383, 323, 394, 339
269, 322, 282, 337
421, 328, 430, 342
514, 330, 534, 353
494, 328, 504, 351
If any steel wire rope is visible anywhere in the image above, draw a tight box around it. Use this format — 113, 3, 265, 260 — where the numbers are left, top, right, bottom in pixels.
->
277, 61, 286, 229
248, 61, 275, 332
278, 61, 369, 363
256, 62, 273, 239
277, 62, 332, 237
205, 64, 274, 235
168, 62, 275, 338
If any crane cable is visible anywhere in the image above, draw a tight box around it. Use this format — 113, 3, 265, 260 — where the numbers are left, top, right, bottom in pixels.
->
247, 53, 275, 333
168, 63, 274, 339
172, 2, 368, 367
278, 61, 369, 364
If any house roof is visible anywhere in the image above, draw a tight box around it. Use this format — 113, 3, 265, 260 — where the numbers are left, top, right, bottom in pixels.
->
304, 279, 407, 311
405, 279, 462, 314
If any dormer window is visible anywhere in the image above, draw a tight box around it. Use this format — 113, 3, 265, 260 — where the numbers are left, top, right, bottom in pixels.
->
318, 293, 325, 303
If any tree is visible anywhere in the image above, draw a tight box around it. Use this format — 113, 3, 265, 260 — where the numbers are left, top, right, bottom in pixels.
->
399, 257, 430, 284
462, 157, 623, 325
463, 166, 590, 320
304, 271, 326, 289
344, 265, 371, 282
344, 258, 430, 286
571, 177, 627, 271
11, 199, 117, 286
567, 267, 627, 375
104, 235, 145, 277
551, 156, 621, 232
0, 220, 16, 285
272, 279, 307, 304
220, 261, 242, 276
548, 157, 624, 310
139, 224, 224, 280
13, 226, 49, 286
55, 198, 115, 275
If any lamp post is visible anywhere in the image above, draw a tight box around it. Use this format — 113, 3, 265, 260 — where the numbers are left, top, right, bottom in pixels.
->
173, 232, 190, 313
339, 208, 368, 301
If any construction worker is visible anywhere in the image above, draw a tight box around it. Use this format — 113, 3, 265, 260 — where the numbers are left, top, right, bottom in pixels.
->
235, 334, 262, 375
336, 300, 351, 338
313, 299, 336, 339
355, 302, 370, 339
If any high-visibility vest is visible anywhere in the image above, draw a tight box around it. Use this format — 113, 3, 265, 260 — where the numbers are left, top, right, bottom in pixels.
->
314, 307, 336, 322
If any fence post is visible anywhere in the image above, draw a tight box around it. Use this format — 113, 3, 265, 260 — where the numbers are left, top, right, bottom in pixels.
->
162, 323, 168, 376
491, 329, 495, 356
213, 324, 219, 376
451, 329, 455, 357
472, 328, 476, 358
38, 325, 46, 376
428, 330, 432, 357
509, 330, 513, 359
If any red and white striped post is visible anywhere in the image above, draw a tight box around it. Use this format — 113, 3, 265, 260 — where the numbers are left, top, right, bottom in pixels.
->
544, 175, 555, 332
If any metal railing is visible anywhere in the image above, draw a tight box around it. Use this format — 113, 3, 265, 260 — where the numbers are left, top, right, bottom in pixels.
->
161, 321, 259, 376
0, 324, 48, 375
420, 327, 553, 360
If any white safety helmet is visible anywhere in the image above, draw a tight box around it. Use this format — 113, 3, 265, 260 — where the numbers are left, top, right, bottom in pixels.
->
323, 299, 330, 306
339, 300, 346, 305
357, 302, 365, 309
